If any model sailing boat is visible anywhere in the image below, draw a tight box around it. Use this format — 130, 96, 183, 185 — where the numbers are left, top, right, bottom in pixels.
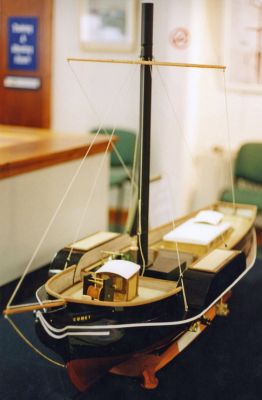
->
4, 2, 257, 392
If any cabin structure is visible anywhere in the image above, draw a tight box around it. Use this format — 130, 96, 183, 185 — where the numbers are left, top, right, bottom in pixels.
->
83, 260, 140, 302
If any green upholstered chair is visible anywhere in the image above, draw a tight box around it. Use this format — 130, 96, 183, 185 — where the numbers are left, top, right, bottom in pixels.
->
220, 142, 262, 213
91, 128, 137, 231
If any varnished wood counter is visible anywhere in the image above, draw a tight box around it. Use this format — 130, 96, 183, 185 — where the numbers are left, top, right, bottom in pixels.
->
0, 125, 112, 179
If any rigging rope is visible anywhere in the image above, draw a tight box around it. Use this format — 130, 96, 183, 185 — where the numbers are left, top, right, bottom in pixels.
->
71, 135, 113, 255
70, 135, 114, 281
125, 118, 140, 234
137, 199, 146, 276
68, 60, 139, 194
5, 62, 140, 367
154, 65, 195, 162
223, 71, 236, 208
5, 315, 65, 368
6, 132, 100, 309
164, 175, 189, 312
7, 61, 139, 309
66, 62, 139, 269
147, 64, 190, 310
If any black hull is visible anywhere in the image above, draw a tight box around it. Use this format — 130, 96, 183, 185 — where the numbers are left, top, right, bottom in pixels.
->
35, 250, 247, 363
35, 292, 188, 362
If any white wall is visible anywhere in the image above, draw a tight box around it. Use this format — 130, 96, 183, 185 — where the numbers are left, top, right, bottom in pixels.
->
52, 0, 262, 216
192, 0, 262, 152
185, 0, 262, 209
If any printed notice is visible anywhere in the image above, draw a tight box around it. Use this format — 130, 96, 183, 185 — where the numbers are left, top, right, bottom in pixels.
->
8, 17, 38, 71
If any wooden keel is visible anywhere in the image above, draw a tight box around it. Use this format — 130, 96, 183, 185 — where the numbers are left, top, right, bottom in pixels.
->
66, 355, 129, 392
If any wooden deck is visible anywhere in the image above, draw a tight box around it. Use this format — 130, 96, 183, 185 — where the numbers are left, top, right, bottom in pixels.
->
47, 270, 181, 307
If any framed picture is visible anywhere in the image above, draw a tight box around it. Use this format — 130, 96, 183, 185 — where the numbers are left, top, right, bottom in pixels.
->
79, 0, 138, 52
224, 0, 262, 93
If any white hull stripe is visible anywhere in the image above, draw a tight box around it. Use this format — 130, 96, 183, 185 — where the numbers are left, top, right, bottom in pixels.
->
37, 312, 110, 339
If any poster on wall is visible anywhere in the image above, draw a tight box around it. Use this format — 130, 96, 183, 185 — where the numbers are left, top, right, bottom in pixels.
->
79, 0, 138, 52
8, 17, 38, 71
224, 0, 262, 92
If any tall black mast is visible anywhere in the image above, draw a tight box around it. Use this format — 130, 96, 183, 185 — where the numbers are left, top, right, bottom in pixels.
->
137, 3, 153, 267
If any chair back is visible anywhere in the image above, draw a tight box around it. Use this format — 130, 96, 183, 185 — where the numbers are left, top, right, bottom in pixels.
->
91, 128, 136, 167
235, 142, 262, 184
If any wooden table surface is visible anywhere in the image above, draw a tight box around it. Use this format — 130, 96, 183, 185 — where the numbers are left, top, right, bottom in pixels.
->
0, 125, 112, 179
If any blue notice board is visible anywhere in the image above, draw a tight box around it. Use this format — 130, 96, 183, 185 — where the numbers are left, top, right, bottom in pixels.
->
8, 17, 38, 71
